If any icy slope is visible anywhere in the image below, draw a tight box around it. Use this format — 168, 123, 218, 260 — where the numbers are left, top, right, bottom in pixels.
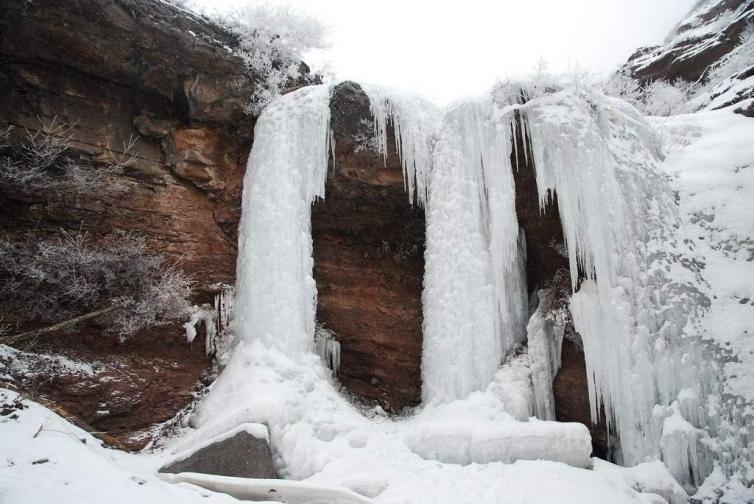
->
653, 103, 754, 497
655, 101, 754, 405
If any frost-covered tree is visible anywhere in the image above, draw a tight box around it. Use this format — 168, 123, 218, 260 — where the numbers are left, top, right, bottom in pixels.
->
602, 74, 695, 117
0, 117, 136, 191
0, 231, 193, 344
641, 79, 696, 116
212, 4, 329, 114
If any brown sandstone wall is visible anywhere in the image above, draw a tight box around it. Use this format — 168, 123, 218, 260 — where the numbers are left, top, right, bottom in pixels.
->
313, 82, 425, 411
0, 0, 257, 287
0, 0, 265, 448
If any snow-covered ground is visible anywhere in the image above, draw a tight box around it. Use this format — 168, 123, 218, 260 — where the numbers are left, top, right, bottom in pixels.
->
0, 389, 239, 504
0, 384, 677, 504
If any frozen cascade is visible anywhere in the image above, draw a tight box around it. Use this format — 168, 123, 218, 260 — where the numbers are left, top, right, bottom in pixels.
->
521, 90, 717, 478
527, 288, 569, 421
215, 81, 747, 496
421, 97, 528, 404
359, 87, 529, 404
232, 81, 529, 404
234, 84, 332, 353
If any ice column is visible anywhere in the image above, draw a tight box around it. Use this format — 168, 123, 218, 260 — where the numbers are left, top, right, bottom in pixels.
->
234, 85, 332, 353
422, 98, 528, 403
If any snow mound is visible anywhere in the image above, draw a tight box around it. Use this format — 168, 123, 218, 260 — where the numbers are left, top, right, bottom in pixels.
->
194, 342, 651, 504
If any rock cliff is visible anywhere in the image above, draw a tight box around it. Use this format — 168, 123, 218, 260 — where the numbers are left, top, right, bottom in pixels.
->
624, 0, 753, 85
0, 0, 264, 448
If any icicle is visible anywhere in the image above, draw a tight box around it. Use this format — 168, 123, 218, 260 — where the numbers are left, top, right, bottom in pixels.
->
314, 325, 341, 375
523, 89, 715, 471
213, 284, 235, 336
361, 84, 438, 207
234, 85, 332, 353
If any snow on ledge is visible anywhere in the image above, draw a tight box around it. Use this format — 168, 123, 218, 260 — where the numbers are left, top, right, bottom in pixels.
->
158, 472, 374, 504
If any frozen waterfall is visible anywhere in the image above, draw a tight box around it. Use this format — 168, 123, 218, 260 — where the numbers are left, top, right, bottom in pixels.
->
234, 84, 332, 353
227, 81, 746, 490
422, 97, 528, 403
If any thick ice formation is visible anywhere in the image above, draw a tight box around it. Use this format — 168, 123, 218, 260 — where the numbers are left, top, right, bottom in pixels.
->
204, 81, 751, 500
234, 84, 332, 353
422, 97, 528, 403
521, 90, 720, 477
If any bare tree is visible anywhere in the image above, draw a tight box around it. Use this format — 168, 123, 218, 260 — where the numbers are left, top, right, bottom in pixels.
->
0, 230, 193, 344
0, 117, 137, 191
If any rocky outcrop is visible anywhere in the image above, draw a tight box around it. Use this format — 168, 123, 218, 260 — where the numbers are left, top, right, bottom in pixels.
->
0, 0, 259, 285
161, 426, 277, 479
624, 0, 753, 83
0, 328, 211, 450
312, 82, 425, 411
0, 0, 310, 447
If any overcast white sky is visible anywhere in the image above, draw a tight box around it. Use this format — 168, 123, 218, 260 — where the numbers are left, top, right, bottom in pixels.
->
194, 0, 697, 103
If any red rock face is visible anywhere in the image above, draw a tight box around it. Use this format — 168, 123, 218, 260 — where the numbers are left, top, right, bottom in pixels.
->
554, 339, 612, 460
0, 0, 290, 447
1, 324, 211, 450
312, 82, 425, 411
0, 0, 256, 286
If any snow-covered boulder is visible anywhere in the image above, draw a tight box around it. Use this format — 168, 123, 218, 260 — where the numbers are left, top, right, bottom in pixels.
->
160, 423, 277, 479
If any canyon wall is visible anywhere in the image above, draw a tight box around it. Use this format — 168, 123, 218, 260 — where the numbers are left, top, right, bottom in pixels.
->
0, 0, 261, 447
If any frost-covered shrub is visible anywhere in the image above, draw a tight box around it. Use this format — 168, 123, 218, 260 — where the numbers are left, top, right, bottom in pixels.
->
641, 79, 696, 116
213, 4, 328, 114
0, 231, 193, 339
602, 74, 695, 116
0, 117, 136, 191
603, 73, 643, 105
492, 59, 565, 104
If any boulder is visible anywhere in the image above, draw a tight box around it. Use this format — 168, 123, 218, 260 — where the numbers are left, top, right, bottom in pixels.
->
160, 427, 278, 479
